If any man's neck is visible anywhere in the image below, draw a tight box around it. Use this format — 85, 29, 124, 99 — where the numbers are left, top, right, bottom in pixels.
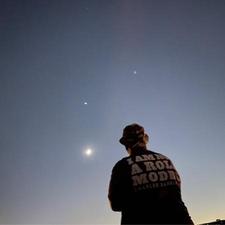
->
127, 146, 147, 156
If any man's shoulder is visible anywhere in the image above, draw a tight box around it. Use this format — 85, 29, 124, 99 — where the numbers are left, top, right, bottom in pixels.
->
113, 156, 130, 167
147, 149, 171, 160
111, 156, 131, 176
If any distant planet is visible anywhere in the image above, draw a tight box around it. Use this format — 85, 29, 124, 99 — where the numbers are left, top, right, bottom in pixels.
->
84, 148, 93, 157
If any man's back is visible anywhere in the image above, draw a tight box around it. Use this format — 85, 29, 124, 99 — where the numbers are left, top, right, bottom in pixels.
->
108, 149, 193, 224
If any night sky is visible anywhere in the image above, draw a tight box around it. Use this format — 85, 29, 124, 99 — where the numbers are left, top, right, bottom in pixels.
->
1, 0, 225, 224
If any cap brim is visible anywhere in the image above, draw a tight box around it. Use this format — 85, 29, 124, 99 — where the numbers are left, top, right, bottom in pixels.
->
119, 137, 126, 145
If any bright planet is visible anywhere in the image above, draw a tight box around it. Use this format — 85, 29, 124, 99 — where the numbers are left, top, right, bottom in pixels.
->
84, 148, 93, 157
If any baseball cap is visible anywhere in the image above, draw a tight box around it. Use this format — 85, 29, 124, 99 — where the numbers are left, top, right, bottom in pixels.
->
119, 123, 145, 146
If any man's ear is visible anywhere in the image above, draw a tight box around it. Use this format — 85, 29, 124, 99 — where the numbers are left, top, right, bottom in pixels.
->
143, 134, 149, 144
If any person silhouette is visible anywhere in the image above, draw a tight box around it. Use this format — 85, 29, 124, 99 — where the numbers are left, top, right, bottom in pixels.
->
108, 123, 194, 224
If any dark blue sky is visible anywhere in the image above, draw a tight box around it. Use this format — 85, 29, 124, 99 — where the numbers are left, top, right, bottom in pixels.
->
1, 0, 225, 224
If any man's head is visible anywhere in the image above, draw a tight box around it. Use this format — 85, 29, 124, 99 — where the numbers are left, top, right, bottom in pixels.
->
119, 123, 149, 151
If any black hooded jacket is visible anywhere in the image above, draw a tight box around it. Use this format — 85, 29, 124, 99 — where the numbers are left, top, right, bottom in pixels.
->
108, 149, 194, 224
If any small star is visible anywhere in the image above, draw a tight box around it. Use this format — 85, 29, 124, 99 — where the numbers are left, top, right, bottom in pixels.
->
84, 102, 88, 105
133, 70, 137, 75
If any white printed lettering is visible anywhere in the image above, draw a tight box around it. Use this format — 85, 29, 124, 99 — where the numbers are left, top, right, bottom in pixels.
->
144, 161, 157, 171
127, 158, 134, 165
142, 154, 155, 161
135, 155, 144, 162
155, 154, 167, 160
168, 170, 176, 180
132, 173, 149, 186
158, 171, 168, 181
163, 160, 174, 169
155, 161, 165, 170
148, 172, 158, 182
131, 163, 143, 175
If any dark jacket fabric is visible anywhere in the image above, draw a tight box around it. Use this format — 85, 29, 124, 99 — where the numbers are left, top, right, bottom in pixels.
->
108, 149, 194, 224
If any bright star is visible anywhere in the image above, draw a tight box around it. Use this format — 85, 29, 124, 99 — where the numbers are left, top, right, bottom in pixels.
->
84, 148, 93, 157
